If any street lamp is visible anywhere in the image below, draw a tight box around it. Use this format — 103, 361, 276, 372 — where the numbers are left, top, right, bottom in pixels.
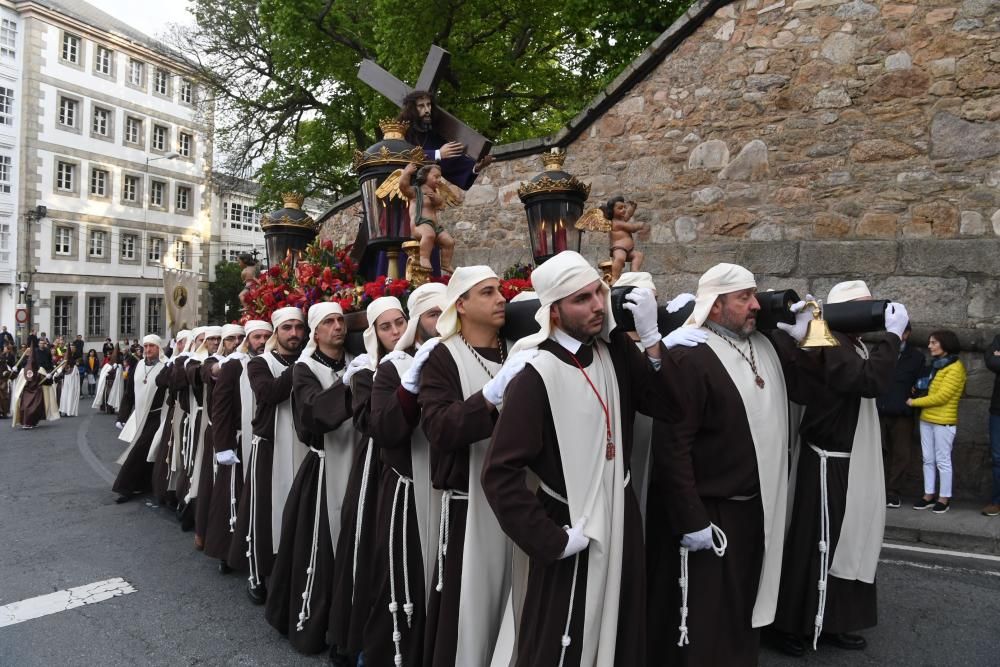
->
517, 149, 589, 266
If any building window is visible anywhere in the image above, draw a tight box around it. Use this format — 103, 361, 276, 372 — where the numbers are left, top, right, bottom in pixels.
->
0, 153, 11, 193
175, 240, 188, 266
89, 168, 108, 197
61, 33, 80, 64
0, 220, 10, 264
119, 297, 137, 336
152, 124, 167, 151
87, 296, 106, 338
55, 226, 71, 255
121, 234, 136, 260
179, 79, 193, 104
178, 132, 192, 157
58, 97, 77, 128
147, 297, 163, 335
125, 116, 141, 145
89, 229, 106, 257
154, 68, 169, 95
0, 19, 16, 60
128, 59, 144, 86
92, 106, 110, 136
123, 174, 139, 202
53, 296, 72, 337
148, 237, 162, 262
94, 46, 112, 75
56, 161, 75, 191
150, 180, 165, 207
176, 186, 190, 211
0, 87, 13, 125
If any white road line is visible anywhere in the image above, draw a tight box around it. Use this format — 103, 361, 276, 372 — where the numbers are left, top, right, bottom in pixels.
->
0, 577, 136, 628
882, 541, 1000, 563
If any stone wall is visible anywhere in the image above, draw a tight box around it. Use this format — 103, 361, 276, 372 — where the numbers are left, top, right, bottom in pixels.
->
323, 0, 1000, 499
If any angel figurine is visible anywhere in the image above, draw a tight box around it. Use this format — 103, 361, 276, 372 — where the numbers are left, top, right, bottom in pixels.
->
377, 162, 461, 274
575, 195, 648, 282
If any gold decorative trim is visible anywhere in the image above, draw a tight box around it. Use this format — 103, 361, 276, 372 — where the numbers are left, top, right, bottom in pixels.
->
260, 213, 318, 231
379, 119, 410, 140
281, 192, 305, 209
541, 148, 567, 170
517, 175, 591, 198
353, 145, 426, 172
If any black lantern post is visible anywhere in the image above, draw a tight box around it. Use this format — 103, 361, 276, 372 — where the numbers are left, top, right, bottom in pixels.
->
517, 149, 590, 265
261, 192, 318, 267
353, 119, 425, 279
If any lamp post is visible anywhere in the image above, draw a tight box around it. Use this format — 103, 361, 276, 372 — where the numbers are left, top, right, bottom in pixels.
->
517, 149, 589, 266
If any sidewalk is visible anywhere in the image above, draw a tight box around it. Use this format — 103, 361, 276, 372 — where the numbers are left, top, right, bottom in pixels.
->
884, 500, 1000, 555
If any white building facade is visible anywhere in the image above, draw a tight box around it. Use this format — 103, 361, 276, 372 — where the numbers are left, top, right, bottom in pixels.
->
0, 4, 23, 335
211, 172, 265, 267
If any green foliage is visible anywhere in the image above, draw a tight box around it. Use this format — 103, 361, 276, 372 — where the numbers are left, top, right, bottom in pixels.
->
208, 261, 245, 323
173, 0, 695, 208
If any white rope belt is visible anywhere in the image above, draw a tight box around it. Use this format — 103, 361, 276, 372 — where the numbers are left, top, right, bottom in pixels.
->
228, 453, 239, 534
388, 469, 414, 666
435, 489, 469, 593
352, 440, 375, 604
808, 443, 851, 649
297, 448, 326, 632
678, 523, 728, 647
245, 435, 263, 587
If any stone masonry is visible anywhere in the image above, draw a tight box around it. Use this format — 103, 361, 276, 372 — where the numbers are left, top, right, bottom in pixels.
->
323, 0, 1000, 499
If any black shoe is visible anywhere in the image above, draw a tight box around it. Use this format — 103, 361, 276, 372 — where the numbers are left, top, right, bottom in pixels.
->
913, 497, 935, 510
246, 581, 267, 605
114, 494, 131, 504
780, 633, 806, 657
932, 500, 950, 514
886, 493, 901, 508
328, 646, 351, 667
821, 632, 867, 650
218, 560, 232, 575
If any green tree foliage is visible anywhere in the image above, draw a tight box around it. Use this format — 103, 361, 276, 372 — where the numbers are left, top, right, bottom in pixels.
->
208, 261, 245, 323
171, 0, 694, 206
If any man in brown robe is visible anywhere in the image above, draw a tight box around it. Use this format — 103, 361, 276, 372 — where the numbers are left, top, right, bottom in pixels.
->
770, 281, 909, 654
115, 346, 141, 428
228, 306, 305, 604
182, 326, 222, 544
151, 330, 191, 509
12, 347, 56, 429
173, 328, 203, 511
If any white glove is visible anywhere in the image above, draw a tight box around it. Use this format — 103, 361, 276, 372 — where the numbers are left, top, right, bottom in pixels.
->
216, 450, 240, 466
776, 295, 815, 343
680, 525, 714, 551
115, 421, 124, 430
342, 354, 371, 386
482, 349, 537, 407
623, 287, 661, 349
663, 326, 708, 349
559, 517, 590, 559
400, 337, 440, 394
666, 292, 696, 314
884, 302, 909, 338
379, 349, 409, 366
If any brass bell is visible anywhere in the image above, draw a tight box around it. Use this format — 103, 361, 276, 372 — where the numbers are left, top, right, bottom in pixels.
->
800, 300, 839, 348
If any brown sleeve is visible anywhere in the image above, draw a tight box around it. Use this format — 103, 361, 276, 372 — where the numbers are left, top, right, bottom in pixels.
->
350, 368, 374, 433
248, 355, 294, 406
211, 361, 242, 453
821, 333, 900, 399
370, 362, 417, 451
291, 363, 352, 439
418, 344, 497, 455
615, 334, 678, 423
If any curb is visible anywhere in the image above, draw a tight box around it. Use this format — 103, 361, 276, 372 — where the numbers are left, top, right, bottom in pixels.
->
884, 522, 1000, 556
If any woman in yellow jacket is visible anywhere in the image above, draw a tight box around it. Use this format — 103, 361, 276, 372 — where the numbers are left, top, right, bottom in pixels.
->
907, 330, 967, 513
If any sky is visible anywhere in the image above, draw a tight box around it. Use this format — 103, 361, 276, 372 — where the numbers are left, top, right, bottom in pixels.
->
87, 0, 195, 41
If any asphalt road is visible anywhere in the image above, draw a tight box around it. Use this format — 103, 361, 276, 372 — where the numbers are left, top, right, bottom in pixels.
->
1, 402, 998, 666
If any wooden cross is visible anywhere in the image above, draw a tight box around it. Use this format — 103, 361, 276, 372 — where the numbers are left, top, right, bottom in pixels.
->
358, 45, 492, 160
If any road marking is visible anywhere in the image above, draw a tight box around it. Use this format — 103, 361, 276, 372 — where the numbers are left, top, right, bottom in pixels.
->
880, 558, 1000, 578
0, 578, 136, 628
882, 541, 1000, 563
76, 411, 115, 484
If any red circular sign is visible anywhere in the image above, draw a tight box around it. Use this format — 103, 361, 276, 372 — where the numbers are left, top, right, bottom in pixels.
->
15, 308, 27, 324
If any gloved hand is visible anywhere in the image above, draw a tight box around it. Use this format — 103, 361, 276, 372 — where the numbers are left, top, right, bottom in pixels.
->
115, 421, 124, 430
482, 349, 537, 407
400, 337, 440, 394
666, 292, 696, 314
680, 525, 714, 551
884, 302, 909, 338
216, 450, 240, 466
776, 295, 815, 343
663, 326, 708, 349
623, 288, 661, 349
559, 517, 590, 559
379, 350, 409, 366
342, 354, 371, 386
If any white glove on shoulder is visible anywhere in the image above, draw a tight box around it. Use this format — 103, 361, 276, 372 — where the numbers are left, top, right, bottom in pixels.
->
623, 287, 661, 349
884, 302, 909, 338
776, 295, 815, 343
680, 525, 714, 551
342, 354, 371, 386
400, 337, 440, 394
216, 450, 240, 466
663, 326, 708, 349
666, 292, 696, 314
559, 518, 590, 559
482, 349, 537, 407
379, 349, 409, 366
114, 421, 124, 430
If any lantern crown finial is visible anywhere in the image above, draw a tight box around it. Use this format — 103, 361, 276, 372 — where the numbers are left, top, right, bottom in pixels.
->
541, 147, 566, 170
379, 119, 410, 140
281, 192, 305, 209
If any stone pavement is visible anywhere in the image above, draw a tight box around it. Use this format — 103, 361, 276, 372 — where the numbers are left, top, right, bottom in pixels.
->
884, 499, 1000, 555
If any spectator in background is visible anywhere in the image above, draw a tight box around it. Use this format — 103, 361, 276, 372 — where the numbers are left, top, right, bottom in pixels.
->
0, 325, 14, 350
35, 338, 54, 371
102, 338, 115, 357
877, 323, 926, 508
908, 330, 967, 514
983, 334, 1000, 517
71, 334, 84, 362
84, 349, 100, 397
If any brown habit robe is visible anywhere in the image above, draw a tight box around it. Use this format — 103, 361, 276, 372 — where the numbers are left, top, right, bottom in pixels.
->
116, 356, 139, 425
483, 335, 674, 667
150, 358, 178, 507
169, 357, 193, 500
112, 360, 167, 496
204, 358, 245, 561
194, 357, 222, 540
770, 331, 899, 638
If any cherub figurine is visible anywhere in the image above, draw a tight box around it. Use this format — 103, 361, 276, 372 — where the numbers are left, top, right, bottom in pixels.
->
238, 254, 258, 304
394, 162, 460, 274
575, 195, 649, 282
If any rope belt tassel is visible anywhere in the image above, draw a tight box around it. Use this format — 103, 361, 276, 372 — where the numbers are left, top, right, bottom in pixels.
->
388, 473, 415, 666
809, 444, 851, 650
296, 450, 326, 632
435, 489, 468, 593
246, 436, 261, 588
352, 440, 374, 603
677, 523, 728, 647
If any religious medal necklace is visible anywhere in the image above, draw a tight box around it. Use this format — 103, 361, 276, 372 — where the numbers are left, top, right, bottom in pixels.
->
459, 333, 506, 379
568, 349, 616, 461
312, 350, 345, 372
707, 324, 765, 389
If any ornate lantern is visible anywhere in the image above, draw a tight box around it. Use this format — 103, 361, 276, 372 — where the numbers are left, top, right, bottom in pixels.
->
261, 192, 318, 267
353, 119, 425, 278
517, 149, 590, 265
